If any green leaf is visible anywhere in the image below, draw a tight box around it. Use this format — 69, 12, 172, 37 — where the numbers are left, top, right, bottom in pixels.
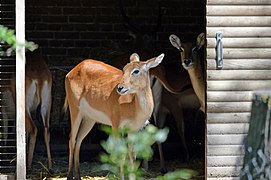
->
157, 169, 198, 180
154, 128, 169, 143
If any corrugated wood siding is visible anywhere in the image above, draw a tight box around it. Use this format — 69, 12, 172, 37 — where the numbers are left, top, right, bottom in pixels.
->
206, 0, 271, 179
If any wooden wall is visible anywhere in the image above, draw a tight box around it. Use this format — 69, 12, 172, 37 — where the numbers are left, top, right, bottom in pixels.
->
206, 0, 271, 179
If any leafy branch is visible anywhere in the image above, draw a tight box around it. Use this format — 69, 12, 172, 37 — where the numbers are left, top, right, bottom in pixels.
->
99, 124, 198, 180
0, 25, 38, 56
100, 124, 169, 180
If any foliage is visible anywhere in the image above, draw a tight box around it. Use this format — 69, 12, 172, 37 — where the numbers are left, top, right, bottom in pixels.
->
0, 25, 38, 56
99, 124, 198, 180
156, 169, 198, 180
99, 124, 169, 180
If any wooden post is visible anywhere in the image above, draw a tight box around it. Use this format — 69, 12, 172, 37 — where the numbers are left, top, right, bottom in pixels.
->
241, 89, 271, 180
16, 0, 26, 179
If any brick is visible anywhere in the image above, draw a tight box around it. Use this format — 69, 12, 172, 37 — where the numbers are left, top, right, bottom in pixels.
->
62, 41, 76, 47
96, 15, 120, 23
34, 23, 49, 30
114, 32, 130, 40
49, 40, 75, 47
48, 24, 62, 31
67, 48, 91, 57
42, 16, 68, 23
69, 16, 95, 23
99, 24, 113, 32
61, 24, 75, 31
43, 47, 67, 55
26, 16, 42, 23
97, 7, 115, 16
47, 7, 63, 15
80, 32, 109, 39
55, 32, 80, 39
27, 39, 49, 47
49, 40, 65, 47
119, 0, 136, 8
29, 32, 54, 39
56, 1, 81, 7
74, 40, 100, 48
171, 16, 198, 24
113, 23, 126, 32
63, 7, 97, 15
163, 24, 178, 32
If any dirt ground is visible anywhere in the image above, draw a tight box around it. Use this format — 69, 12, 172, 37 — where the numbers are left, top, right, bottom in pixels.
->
27, 115, 205, 179
26, 140, 205, 180
1, 109, 205, 180
1, 130, 205, 180
28, 122, 205, 180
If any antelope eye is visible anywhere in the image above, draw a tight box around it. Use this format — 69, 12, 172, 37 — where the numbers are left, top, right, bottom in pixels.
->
131, 69, 140, 76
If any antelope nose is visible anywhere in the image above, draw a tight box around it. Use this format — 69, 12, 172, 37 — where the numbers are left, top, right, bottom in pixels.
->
184, 58, 192, 65
117, 85, 124, 93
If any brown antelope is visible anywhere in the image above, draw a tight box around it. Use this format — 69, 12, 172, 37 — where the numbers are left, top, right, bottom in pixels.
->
110, 1, 196, 172
108, 54, 193, 172
2, 50, 53, 171
146, 33, 205, 172
169, 33, 206, 114
64, 53, 165, 180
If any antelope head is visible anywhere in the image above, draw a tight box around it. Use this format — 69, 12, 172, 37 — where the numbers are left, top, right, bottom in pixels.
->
169, 33, 205, 70
117, 53, 164, 95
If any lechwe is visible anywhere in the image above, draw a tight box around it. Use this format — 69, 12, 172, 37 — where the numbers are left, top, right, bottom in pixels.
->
169, 33, 206, 114
2, 50, 53, 171
64, 53, 165, 180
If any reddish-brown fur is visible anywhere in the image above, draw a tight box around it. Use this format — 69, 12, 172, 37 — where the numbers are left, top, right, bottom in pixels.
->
64, 53, 165, 180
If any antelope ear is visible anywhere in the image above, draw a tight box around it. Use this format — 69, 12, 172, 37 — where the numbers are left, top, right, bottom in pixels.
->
169, 34, 182, 50
197, 33, 205, 50
118, 94, 134, 104
143, 53, 164, 71
130, 53, 140, 62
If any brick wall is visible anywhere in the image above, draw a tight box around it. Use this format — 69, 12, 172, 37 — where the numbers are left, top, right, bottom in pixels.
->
26, 0, 205, 66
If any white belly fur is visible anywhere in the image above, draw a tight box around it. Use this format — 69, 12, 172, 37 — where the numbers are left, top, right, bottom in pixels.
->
80, 98, 111, 126
79, 98, 149, 131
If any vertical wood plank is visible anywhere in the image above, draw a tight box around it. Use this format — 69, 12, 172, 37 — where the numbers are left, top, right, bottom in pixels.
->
16, 0, 26, 178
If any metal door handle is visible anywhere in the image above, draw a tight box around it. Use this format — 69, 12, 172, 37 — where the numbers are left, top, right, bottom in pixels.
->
216, 32, 223, 69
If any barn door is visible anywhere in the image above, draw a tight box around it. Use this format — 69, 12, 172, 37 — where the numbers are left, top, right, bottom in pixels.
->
206, 0, 271, 179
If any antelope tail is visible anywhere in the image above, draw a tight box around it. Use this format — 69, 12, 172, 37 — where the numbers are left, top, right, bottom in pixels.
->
62, 96, 69, 114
